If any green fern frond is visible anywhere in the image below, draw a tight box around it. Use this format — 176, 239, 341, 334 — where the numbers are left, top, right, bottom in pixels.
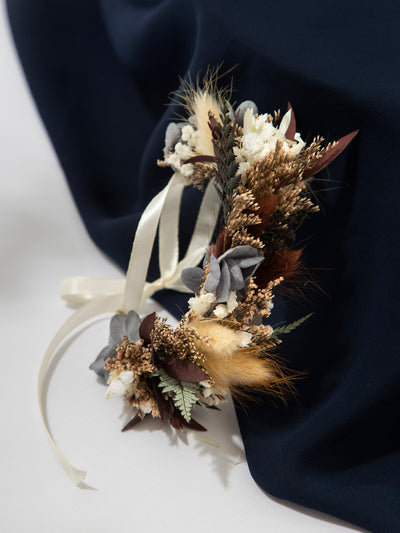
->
156, 368, 201, 422
271, 313, 313, 338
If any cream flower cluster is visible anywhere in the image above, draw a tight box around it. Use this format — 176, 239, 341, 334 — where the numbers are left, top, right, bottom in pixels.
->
105, 370, 134, 399
164, 124, 199, 177
106, 370, 154, 414
199, 379, 226, 406
213, 291, 238, 319
234, 108, 306, 175
188, 291, 239, 319
188, 292, 216, 316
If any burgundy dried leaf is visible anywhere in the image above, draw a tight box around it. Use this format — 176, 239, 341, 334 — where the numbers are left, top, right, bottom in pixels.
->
182, 416, 207, 432
208, 114, 220, 139
170, 409, 207, 432
139, 312, 156, 345
303, 130, 359, 179
255, 249, 302, 288
161, 355, 208, 383
121, 413, 144, 432
248, 195, 278, 237
208, 230, 225, 258
286, 102, 296, 141
184, 155, 215, 164
151, 376, 174, 422
170, 412, 184, 431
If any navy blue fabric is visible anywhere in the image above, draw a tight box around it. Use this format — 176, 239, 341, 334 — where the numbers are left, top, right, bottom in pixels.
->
7, 1, 400, 531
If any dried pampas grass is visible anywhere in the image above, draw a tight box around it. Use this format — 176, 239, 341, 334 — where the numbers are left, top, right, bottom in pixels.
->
173, 66, 232, 156
189, 319, 276, 391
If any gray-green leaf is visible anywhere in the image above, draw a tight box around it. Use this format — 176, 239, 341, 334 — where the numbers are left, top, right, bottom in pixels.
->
271, 313, 313, 338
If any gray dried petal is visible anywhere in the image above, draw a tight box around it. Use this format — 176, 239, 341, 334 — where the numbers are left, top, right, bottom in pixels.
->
216, 260, 231, 302
125, 310, 141, 342
109, 313, 126, 343
181, 267, 203, 293
90, 310, 142, 383
225, 258, 243, 291
203, 255, 221, 293
180, 245, 264, 302
89, 345, 115, 382
219, 245, 260, 261
163, 122, 184, 156
235, 101, 258, 127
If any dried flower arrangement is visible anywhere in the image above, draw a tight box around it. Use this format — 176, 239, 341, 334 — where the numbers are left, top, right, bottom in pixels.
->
89, 73, 357, 433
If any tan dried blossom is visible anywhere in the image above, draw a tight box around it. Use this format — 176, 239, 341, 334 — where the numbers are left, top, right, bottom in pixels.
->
248, 324, 281, 350
190, 163, 217, 190
157, 158, 170, 168
131, 380, 161, 419
273, 109, 280, 124
242, 140, 322, 251
151, 316, 207, 367
246, 138, 326, 199
228, 277, 282, 327
104, 337, 155, 376
225, 188, 264, 249
198, 259, 210, 293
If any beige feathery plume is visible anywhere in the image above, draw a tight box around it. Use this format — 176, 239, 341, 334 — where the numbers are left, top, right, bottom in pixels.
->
190, 90, 222, 156
189, 319, 275, 390
174, 66, 232, 156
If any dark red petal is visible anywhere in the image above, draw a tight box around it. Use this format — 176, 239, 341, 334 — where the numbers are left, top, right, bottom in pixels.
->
184, 155, 216, 164
139, 312, 156, 345
182, 416, 207, 432
304, 130, 359, 179
209, 230, 226, 258
170, 412, 184, 430
161, 355, 208, 382
170, 409, 207, 432
208, 115, 220, 138
121, 413, 144, 432
151, 376, 174, 422
286, 102, 296, 141
255, 249, 302, 287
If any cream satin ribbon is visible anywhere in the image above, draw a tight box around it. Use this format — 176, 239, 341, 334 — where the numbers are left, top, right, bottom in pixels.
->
39, 172, 220, 487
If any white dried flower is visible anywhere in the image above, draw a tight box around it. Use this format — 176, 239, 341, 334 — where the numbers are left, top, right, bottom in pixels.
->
266, 300, 274, 313
106, 370, 135, 399
174, 142, 193, 159
180, 163, 194, 177
213, 305, 229, 319
233, 108, 305, 175
164, 139, 196, 178
188, 292, 216, 316
213, 291, 238, 319
137, 400, 152, 414
181, 124, 195, 142
106, 379, 125, 398
236, 330, 252, 347
119, 371, 134, 386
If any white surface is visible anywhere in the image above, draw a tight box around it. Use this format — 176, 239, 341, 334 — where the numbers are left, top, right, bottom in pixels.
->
0, 5, 366, 532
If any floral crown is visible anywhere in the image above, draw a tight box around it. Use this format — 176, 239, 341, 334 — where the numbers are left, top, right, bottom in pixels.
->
40, 72, 357, 486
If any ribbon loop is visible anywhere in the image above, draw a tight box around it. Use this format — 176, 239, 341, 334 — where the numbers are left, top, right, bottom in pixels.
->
40, 172, 221, 486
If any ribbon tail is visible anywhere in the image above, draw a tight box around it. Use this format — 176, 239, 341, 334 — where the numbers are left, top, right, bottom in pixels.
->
38, 293, 123, 488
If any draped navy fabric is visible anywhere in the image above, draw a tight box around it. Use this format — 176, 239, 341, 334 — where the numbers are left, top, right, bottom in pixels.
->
7, 1, 400, 531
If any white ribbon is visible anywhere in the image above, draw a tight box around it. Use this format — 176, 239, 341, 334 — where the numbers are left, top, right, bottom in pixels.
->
39, 172, 220, 486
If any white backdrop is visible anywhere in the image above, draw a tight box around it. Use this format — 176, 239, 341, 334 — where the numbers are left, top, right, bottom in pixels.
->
0, 4, 367, 532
